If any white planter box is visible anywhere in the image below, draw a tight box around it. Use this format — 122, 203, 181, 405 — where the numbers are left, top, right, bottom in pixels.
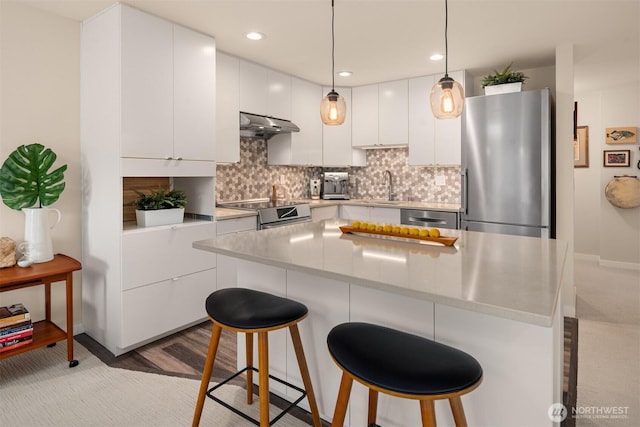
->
135, 208, 185, 227
484, 82, 522, 95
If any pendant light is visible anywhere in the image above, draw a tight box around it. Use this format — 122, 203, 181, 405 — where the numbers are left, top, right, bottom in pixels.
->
320, 0, 346, 125
430, 0, 464, 119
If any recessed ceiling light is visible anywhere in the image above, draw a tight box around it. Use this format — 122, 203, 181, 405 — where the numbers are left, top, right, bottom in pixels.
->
246, 32, 265, 41
430, 54, 444, 61
338, 71, 352, 77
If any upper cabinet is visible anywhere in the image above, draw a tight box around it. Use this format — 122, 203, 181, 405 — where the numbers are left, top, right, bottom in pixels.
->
408, 70, 470, 166
322, 87, 365, 166
216, 52, 240, 163
352, 80, 409, 148
268, 77, 322, 165
239, 60, 292, 119
120, 6, 215, 161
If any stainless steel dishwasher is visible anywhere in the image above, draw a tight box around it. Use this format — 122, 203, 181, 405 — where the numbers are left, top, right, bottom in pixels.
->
400, 209, 459, 230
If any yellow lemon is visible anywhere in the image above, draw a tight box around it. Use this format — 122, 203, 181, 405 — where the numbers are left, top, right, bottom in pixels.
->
383, 224, 392, 233
358, 222, 368, 230
409, 228, 419, 236
400, 227, 410, 235
375, 224, 384, 232
367, 223, 376, 231
419, 229, 429, 238
351, 220, 361, 229
392, 226, 401, 234
429, 228, 441, 238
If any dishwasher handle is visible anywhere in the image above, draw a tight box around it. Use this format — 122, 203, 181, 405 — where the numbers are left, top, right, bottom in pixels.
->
405, 217, 448, 225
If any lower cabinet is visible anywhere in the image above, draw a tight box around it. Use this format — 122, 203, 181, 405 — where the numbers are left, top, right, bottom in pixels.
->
216, 215, 258, 289
311, 205, 339, 222
121, 268, 215, 347
340, 205, 401, 224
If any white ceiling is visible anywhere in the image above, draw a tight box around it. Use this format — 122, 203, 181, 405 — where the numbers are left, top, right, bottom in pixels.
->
20, 0, 640, 91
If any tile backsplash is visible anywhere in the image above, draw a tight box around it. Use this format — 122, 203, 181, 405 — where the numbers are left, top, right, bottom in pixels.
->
216, 138, 460, 204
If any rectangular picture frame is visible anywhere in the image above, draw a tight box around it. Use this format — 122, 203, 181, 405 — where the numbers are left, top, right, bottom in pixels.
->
605, 127, 637, 144
574, 126, 589, 168
603, 150, 630, 167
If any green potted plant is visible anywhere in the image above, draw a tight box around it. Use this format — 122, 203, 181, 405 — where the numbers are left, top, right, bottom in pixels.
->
481, 63, 528, 95
0, 143, 67, 263
132, 187, 187, 227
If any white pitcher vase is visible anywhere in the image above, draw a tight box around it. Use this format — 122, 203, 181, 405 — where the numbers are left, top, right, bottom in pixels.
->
23, 207, 61, 263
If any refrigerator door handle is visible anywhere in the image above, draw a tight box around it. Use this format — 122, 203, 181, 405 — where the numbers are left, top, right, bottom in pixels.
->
461, 168, 468, 215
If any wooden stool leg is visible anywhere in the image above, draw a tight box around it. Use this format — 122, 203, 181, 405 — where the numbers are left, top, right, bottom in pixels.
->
258, 331, 270, 427
289, 324, 322, 427
331, 372, 353, 427
367, 389, 378, 426
419, 399, 437, 427
449, 396, 468, 427
246, 332, 254, 405
192, 324, 222, 427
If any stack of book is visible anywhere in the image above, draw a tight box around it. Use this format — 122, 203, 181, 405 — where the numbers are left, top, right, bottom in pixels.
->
0, 303, 33, 353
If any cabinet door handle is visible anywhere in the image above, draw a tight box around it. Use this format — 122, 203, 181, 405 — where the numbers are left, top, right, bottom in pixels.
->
165, 156, 173, 160
172, 277, 179, 281
175, 157, 183, 160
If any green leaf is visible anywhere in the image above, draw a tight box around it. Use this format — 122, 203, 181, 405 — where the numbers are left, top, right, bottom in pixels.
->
0, 143, 67, 210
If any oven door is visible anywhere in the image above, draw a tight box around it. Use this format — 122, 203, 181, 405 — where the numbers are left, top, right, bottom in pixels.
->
260, 217, 312, 229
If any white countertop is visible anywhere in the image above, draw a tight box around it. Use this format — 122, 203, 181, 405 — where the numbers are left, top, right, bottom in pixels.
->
296, 198, 460, 212
194, 219, 566, 327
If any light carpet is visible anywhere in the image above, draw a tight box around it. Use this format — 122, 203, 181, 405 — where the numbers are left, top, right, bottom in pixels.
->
0, 341, 308, 427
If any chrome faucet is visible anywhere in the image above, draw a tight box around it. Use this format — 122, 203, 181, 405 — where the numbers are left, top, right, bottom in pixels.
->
383, 170, 394, 201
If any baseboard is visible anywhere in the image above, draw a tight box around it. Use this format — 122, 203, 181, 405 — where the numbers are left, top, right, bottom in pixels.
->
574, 253, 640, 271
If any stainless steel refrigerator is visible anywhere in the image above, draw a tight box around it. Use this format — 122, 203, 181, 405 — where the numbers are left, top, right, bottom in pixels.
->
460, 88, 554, 238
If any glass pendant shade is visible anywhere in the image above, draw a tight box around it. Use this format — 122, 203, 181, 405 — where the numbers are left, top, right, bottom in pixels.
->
320, 90, 346, 125
430, 75, 464, 119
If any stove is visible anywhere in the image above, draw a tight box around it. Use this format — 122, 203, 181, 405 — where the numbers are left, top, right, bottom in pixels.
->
218, 199, 312, 229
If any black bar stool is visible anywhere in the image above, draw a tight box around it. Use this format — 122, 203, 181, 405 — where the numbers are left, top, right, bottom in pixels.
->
193, 288, 322, 427
327, 322, 483, 427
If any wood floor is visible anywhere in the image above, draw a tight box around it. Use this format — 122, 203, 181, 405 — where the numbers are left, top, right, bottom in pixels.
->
76, 317, 579, 427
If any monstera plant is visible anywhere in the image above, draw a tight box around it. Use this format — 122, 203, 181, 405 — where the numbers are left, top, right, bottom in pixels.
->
0, 143, 67, 210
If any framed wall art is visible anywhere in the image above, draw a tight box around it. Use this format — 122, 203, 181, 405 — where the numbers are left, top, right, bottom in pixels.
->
603, 150, 630, 167
573, 125, 589, 168
605, 127, 637, 144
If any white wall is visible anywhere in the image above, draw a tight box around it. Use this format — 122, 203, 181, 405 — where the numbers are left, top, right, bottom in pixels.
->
0, 1, 81, 328
575, 84, 640, 268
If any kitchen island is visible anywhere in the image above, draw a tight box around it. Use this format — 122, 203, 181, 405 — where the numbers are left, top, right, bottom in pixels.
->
194, 219, 567, 426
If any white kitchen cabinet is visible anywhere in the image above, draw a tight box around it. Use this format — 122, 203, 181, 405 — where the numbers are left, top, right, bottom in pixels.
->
340, 205, 401, 224
409, 70, 470, 166
239, 60, 292, 120
268, 69, 292, 119
120, 5, 215, 161
370, 206, 401, 224
268, 77, 322, 165
216, 52, 240, 163
378, 79, 409, 146
81, 4, 217, 356
121, 268, 215, 348
311, 205, 339, 222
215, 215, 257, 290
322, 87, 366, 166
352, 84, 379, 147
352, 81, 409, 148
239, 60, 268, 115
122, 222, 217, 291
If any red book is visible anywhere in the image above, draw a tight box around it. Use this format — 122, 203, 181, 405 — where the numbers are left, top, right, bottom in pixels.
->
0, 337, 33, 353
0, 328, 34, 345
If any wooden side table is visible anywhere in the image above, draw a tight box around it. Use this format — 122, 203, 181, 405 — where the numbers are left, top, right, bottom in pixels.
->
0, 254, 82, 367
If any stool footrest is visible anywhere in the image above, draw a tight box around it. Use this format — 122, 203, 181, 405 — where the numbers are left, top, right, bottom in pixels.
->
206, 366, 307, 426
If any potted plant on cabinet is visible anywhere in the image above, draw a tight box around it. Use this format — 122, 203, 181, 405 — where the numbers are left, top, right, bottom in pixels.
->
0, 143, 67, 263
481, 63, 528, 95
132, 187, 187, 227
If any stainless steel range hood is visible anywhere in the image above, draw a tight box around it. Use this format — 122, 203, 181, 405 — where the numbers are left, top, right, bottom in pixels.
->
239, 112, 300, 139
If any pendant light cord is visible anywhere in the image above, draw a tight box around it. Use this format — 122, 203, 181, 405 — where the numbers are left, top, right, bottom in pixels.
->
444, 0, 449, 77
331, 0, 336, 90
